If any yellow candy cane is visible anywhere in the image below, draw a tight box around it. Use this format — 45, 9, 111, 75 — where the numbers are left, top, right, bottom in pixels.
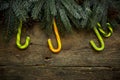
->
16, 20, 30, 49
48, 19, 62, 53
97, 23, 113, 37
90, 27, 105, 51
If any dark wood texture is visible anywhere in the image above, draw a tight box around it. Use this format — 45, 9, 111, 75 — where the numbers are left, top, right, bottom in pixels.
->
0, 66, 120, 80
0, 25, 120, 80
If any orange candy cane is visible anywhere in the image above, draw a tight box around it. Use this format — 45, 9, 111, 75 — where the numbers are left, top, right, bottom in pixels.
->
48, 19, 62, 53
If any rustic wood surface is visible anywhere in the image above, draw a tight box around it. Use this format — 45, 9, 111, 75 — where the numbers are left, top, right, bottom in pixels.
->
0, 24, 120, 80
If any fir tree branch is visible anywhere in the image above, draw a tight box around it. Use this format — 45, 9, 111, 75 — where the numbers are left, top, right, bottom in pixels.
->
32, 0, 45, 19
58, 7, 72, 32
48, 0, 57, 16
61, 0, 81, 19
0, 1, 9, 11
12, 0, 28, 21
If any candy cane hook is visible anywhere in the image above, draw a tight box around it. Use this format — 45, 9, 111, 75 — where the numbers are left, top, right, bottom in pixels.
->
16, 20, 30, 49
97, 23, 113, 37
90, 27, 105, 51
48, 19, 62, 53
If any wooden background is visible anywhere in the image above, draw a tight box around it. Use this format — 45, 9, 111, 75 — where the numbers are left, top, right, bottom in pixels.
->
0, 24, 120, 80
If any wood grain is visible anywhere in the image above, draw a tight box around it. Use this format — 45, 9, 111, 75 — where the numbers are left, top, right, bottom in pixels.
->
0, 25, 120, 80
0, 66, 120, 80
0, 26, 120, 67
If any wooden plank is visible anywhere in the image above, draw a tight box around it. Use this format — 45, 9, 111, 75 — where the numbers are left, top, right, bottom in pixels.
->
0, 66, 120, 80
0, 26, 120, 67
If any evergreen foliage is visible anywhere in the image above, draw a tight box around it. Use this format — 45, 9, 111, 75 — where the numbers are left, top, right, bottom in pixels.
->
0, 1, 9, 11
0, 0, 120, 41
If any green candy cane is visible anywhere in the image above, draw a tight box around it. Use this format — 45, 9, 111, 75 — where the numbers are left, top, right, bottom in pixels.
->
90, 23, 113, 51
90, 27, 105, 51
97, 23, 113, 38
16, 20, 30, 49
